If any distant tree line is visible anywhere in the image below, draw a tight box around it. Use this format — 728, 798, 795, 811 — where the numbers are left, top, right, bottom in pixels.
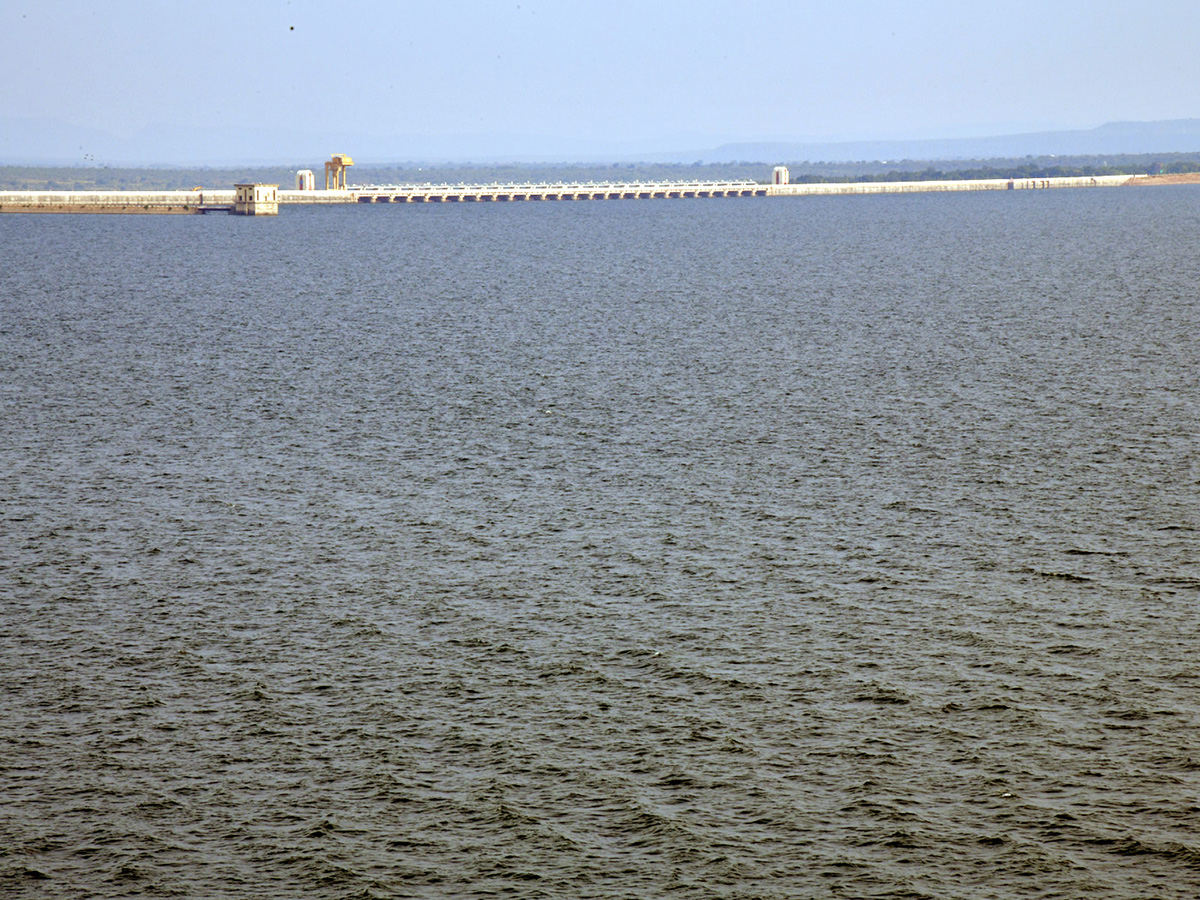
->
789, 160, 1200, 184
3, 151, 1200, 191
0, 166, 304, 192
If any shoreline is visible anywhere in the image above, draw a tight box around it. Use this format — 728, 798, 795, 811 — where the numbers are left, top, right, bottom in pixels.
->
1131, 172, 1200, 185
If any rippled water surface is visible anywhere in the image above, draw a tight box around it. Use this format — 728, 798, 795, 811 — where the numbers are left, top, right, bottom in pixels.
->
3, 188, 1200, 899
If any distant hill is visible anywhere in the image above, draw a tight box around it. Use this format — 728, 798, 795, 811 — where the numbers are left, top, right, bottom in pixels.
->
697, 120, 1200, 164
2, 118, 1199, 167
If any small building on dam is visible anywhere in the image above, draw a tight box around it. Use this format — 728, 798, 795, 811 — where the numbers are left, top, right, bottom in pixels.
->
233, 183, 279, 216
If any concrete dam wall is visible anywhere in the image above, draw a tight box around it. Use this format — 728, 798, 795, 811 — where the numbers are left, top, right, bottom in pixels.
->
0, 174, 1157, 213
767, 174, 1136, 196
0, 190, 352, 213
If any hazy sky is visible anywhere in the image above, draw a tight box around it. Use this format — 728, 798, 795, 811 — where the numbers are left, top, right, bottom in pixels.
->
4, 0, 1199, 160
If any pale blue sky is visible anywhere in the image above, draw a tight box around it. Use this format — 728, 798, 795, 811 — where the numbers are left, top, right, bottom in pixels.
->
3, 0, 1199, 162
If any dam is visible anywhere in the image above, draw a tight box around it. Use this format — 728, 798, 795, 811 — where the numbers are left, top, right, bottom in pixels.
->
0, 169, 1174, 215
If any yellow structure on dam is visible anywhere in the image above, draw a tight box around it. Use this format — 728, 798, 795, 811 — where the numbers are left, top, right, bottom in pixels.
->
324, 154, 354, 190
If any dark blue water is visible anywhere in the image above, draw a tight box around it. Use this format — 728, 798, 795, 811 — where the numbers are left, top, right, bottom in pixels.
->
3, 188, 1200, 899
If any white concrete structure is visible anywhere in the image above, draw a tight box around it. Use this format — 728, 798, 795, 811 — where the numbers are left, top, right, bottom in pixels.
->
295, 169, 316, 190
233, 183, 279, 215
767, 174, 1135, 196
278, 190, 355, 204
772, 166, 790, 185
0, 190, 235, 213
351, 180, 770, 203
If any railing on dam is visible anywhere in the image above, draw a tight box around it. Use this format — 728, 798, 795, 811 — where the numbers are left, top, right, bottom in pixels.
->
348, 175, 1138, 204
766, 174, 1135, 196
350, 181, 770, 203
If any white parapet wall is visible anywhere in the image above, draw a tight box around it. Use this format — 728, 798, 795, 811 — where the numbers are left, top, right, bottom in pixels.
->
766, 174, 1135, 196
0, 190, 236, 212
0, 188, 352, 212
278, 190, 355, 204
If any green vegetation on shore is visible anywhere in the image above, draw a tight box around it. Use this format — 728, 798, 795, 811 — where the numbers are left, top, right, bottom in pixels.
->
3, 152, 1200, 191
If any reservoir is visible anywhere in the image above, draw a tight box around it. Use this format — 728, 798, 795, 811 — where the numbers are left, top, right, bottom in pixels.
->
2, 187, 1199, 899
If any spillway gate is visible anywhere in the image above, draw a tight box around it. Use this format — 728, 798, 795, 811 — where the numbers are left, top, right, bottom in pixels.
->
352, 181, 770, 203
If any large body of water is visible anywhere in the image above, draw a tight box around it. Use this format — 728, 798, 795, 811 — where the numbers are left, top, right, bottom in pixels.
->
3, 188, 1200, 899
